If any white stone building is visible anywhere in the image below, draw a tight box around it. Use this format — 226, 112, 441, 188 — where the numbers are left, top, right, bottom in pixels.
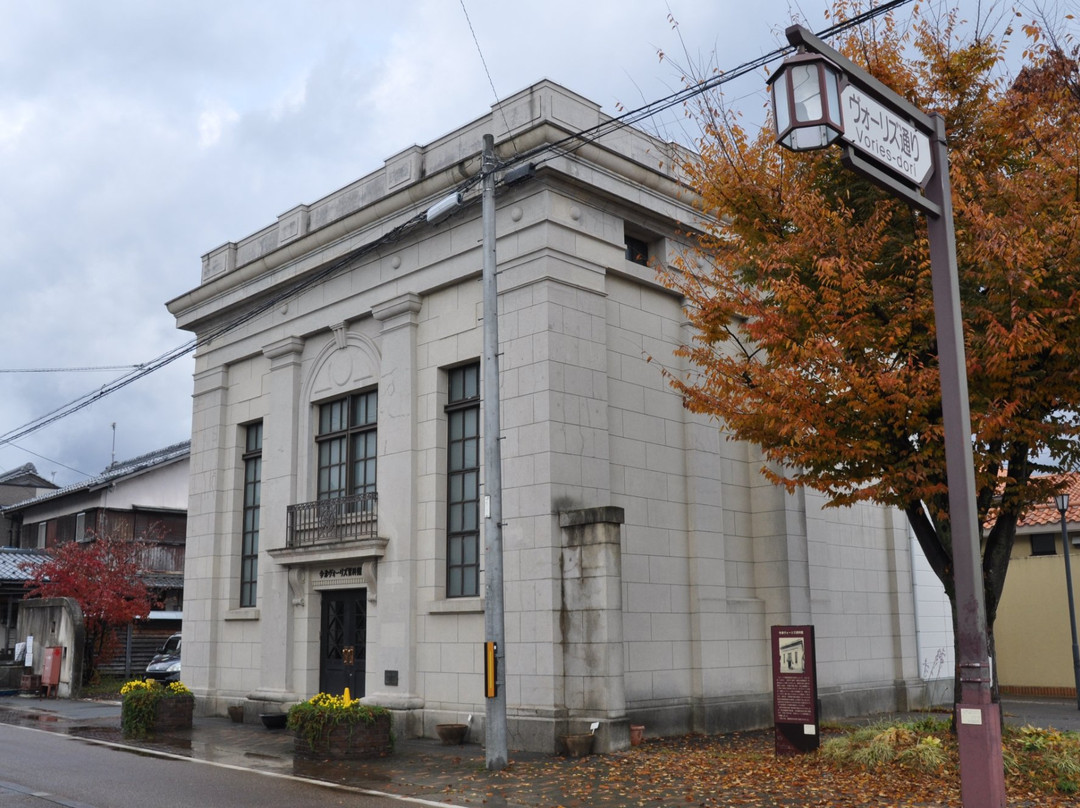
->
167, 81, 929, 752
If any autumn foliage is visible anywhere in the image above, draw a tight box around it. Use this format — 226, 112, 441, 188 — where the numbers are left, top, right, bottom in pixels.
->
660, 0, 1080, 681
24, 534, 151, 682
402, 724, 1079, 807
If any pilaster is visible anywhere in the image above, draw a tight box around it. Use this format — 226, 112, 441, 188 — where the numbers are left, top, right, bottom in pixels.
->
187, 365, 230, 697
255, 336, 304, 700
366, 293, 423, 708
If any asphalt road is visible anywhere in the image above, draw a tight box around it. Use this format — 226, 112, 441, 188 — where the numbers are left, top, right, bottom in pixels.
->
0, 723, 415, 808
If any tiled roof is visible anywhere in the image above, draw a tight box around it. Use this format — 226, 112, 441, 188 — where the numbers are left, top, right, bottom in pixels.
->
0, 441, 190, 512
1016, 472, 1080, 528
141, 573, 184, 589
0, 464, 37, 484
0, 548, 52, 580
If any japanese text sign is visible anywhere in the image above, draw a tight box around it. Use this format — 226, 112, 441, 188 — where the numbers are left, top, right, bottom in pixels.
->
840, 85, 932, 187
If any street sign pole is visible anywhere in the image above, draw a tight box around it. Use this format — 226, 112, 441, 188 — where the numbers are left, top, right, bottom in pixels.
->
922, 113, 1006, 807
781, 25, 1007, 807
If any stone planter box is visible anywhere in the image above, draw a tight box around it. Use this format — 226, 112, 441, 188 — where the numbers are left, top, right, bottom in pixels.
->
122, 694, 194, 736
153, 695, 195, 731
293, 713, 392, 759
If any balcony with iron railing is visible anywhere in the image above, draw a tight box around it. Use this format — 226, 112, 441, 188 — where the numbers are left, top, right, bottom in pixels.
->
286, 492, 378, 549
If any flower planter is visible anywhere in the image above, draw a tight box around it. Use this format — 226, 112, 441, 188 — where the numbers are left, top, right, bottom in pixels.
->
293, 713, 392, 759
630, 724, 645, 746
227, 705, 244, 723
153, 694, 195, 731
122, 693, 194, 737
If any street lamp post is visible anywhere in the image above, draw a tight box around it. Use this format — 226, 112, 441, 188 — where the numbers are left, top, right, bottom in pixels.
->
768, 25, 1006, 807
1053, 492, 1080, 710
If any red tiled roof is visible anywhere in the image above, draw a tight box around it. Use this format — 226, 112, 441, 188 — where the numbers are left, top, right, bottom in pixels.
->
1016, 472, 1080, 528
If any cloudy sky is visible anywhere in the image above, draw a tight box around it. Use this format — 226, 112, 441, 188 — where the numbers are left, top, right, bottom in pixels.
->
0, 0, 1024, 487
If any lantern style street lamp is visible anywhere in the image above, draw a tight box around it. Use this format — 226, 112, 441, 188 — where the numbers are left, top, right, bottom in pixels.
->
1053, 492, 1080, 710
767, 51, 844, 152
769, 24, 1006, 808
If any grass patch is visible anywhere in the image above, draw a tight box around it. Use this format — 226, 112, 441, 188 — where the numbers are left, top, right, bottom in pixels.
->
823, 719, 1080, 796
822, 721, 947, 772
79, 675, 127, 700
1004, 725, 1080, 795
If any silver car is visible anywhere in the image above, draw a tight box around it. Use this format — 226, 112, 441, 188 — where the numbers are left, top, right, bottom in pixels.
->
145, 634, 181, 682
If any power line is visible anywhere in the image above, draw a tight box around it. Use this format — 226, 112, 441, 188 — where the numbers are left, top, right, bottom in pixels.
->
6, 442, 91, 478
0, 365, 143, 374
0, 1, 915, 451
0, 210, 430, 451
500, 0, 915, 174
458, 0, 517, 155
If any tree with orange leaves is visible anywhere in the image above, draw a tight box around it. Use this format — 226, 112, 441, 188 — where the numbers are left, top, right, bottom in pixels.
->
661, 0, 1080, 693
24, 533, 150, 684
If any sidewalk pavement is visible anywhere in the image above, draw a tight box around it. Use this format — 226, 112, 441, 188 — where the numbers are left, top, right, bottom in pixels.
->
0, 694, 1078, 807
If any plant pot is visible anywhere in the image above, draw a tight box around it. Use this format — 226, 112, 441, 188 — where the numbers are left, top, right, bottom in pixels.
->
562, 733, 594, 757
122, 693, 194, 737
436, 723, 468, 745
228, 705, 244, 723
630, 724, 645, 746
260, 713, 288, 729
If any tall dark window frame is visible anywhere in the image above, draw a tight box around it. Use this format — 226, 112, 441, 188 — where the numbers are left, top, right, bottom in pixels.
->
316, 390, 378, 505
240, 421, 263, 608
446, 363, 481, 598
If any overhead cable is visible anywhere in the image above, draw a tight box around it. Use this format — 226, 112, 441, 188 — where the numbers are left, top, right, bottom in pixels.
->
0, 1, 914, 452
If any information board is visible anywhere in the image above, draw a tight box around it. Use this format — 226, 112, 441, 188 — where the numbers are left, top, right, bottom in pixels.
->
771, 624, 820, 755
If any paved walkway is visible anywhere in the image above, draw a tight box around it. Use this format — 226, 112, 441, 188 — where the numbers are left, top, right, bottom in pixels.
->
0, 694, 1077, 807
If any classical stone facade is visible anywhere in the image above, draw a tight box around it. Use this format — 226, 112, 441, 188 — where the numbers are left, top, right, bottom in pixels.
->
168, 81, 928, 752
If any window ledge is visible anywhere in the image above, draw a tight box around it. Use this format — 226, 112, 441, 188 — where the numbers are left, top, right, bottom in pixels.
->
225, 607, 260, 621
426, 597, 484, 615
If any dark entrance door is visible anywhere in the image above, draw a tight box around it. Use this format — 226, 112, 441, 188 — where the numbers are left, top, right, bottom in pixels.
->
319, 589, 367, 696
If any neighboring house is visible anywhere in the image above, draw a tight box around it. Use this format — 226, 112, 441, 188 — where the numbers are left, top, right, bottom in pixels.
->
0, 464, 60, 659
0, 547, 53, 660
996, 472, 1080, 697
0, 442, 190, 675
167, 80, 941, 752
0, 464, 59, 551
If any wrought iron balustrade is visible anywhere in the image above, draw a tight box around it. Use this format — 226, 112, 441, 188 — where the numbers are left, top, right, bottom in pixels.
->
286, 492, 378, 548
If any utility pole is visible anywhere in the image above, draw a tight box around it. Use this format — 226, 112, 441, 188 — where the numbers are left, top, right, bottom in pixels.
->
481, 133, 508, 770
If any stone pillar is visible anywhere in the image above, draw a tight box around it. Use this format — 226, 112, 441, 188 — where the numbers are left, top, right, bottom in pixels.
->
681, 418, 728, 722
751, 455, 812, 627
186, 365, 230, 698
367, 293, 423, 711
254, 336, 304, 702
558, 506, 627, 747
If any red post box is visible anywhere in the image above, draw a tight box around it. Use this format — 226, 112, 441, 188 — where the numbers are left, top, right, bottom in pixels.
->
41, 647, 62, 698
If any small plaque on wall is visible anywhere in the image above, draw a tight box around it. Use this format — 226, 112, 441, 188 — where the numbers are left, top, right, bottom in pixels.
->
384, 670, 398, 687
313, 564, 365, 591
